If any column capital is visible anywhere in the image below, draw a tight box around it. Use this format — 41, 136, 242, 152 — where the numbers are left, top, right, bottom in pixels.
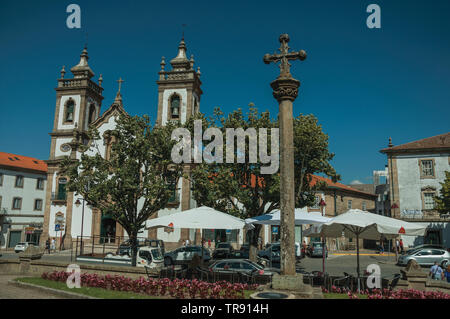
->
270, 77, 300, 102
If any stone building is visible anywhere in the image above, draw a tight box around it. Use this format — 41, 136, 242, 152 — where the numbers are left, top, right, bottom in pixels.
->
0, 152, 47, 248
42, 38, 202, 250
380, 133, 450, 248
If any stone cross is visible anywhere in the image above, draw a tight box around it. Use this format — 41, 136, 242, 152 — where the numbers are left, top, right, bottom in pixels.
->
117, 77, 124, 92
263, 34, 306, 79
263, 34, 307, 276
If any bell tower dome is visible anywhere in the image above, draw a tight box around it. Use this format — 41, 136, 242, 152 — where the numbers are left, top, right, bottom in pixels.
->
156, 37, 202, 126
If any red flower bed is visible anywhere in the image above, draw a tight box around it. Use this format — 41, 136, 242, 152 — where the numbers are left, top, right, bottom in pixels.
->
41, 271, 259, 299
322, 285, 450, 299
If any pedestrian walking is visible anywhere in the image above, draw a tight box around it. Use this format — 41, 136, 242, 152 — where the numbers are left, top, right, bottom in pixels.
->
429, 262, 444, 280
208, 239, 211, 249
379, 237, 384, 255
395, 239, 400, 254
257, 237, 262, 250
185, 239, 190, 247
51, 238, 56, 253
45, 239, 50, 254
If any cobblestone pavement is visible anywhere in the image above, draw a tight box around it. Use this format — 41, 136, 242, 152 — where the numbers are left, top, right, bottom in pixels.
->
0, 275, 66, 299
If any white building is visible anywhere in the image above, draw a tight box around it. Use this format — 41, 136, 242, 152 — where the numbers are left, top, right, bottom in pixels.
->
0, 152, 47, 248
380, 133, 450, 248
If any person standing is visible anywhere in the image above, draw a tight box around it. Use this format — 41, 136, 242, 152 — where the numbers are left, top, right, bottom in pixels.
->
395, 239, 400, 254
429, 262, 444, 280
399, 239, 404, 254
379, 237, 384, 255
444, 265, 450, 283
45, 239, 50, 254
185, 239, 190, 247
51, 238, 56, 253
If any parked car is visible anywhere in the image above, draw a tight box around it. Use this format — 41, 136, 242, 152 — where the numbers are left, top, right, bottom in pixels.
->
307, 242, 328, 258
14, 242, 34, 253
117, 239, 165, 256
164, 245, 211, 266
106, 246, 164, 268
397, 248, 450, 267
258, 242, 303, 262
405, 244, 448, 255
209, 258, 279, 276
213, 242, 234, 259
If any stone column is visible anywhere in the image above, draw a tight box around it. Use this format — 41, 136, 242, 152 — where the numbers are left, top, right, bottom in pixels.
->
271, 77, 300, 276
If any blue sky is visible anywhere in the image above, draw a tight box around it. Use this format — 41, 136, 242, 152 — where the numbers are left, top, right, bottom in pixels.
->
1, 0, 449, 185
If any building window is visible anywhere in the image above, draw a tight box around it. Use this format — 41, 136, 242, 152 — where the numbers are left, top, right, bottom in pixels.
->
88, 103, 96, 124
57, 178, 67, 200
170, 95, 180, 119
64, 98, 75, 123
420, 159, 435, 178
0, 173, 3, 186
362, 201, 367, 211
347, 200, 352, 209
311, 196, 320, 209
34, 199, 43, 211
423, 192, 435, 210
0, 196, 2, 208
15, 175, 24, 188
12, 197, 22, 210
36, 178, 44, 190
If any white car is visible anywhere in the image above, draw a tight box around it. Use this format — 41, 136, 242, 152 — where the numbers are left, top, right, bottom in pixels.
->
14, 242, 34, 253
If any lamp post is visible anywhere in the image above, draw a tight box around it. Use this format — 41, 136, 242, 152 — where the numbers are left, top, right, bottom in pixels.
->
75, 198, 85, 255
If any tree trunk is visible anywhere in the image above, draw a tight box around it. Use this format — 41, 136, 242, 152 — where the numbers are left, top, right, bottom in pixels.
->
129, 231, 139, 267
248, 224, 262, 262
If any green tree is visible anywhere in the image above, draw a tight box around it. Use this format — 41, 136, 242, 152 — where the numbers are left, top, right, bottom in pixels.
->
435, 171, 450, 214
189, 106, 338, 260
60, 114, 182, 266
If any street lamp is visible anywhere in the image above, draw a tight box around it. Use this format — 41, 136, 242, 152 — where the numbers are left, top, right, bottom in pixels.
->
75, 198, 85, 254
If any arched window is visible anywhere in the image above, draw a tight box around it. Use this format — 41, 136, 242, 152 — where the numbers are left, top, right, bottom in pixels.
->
170, 95, 180, 119
65, 99, 75, 123
88, 103, 96, 124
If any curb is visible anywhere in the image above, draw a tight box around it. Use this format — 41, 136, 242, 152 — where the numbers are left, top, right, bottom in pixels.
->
8, 279, 98, 299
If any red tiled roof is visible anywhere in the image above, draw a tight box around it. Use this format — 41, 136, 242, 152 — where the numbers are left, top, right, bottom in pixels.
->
0, 152, 47, 173
380, 132, 450, 153
310, 175, 377, 197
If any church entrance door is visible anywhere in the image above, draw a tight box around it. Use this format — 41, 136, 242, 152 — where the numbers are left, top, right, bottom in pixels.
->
100, 215, 116, 244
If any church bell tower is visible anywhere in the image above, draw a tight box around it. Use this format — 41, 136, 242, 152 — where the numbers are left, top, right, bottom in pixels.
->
156, 37, 202, 126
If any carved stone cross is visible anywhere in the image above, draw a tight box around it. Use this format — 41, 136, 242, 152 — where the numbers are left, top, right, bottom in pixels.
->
117, 77, 124, 92
263, 34, 307, 79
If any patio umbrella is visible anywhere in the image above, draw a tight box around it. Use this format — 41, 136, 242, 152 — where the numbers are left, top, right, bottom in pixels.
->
245, 209, 332, 270
145, 206, 250, 261
244, 209, 332, 225
303, 209, 427, 290
146, 206, 249, 230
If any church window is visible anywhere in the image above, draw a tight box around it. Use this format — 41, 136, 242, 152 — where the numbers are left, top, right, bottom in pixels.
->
88, 103, 96, 124
420, 159, 435, 178
170, 95, 180, 119
422, 191, 436, 210
57, 178, 67, 200
65, 99, 75, 123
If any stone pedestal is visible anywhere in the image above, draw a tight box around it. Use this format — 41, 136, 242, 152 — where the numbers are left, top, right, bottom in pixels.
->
271, 273, 316, 298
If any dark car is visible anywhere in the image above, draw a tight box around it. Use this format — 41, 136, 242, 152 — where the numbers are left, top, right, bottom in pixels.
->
307, 242, 328, 258
213, 242, 234, 259
164, 245, 211, 266
209, 258, 279, 276
117, 239, 164, 256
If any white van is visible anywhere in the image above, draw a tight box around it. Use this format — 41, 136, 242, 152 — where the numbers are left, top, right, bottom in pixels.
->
136, 246, 164, 268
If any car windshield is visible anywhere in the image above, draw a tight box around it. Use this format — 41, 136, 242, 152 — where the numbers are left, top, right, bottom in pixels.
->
247, 260, 264, 270
151, 249, 163, 260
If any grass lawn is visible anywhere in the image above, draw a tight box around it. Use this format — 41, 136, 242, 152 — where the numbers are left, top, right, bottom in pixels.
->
15, 277, 161, 299
323, 293, 368, 299
16, 277, 256, 299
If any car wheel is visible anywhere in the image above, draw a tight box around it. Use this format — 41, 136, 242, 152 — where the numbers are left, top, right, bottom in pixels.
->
441, 260, 449, 268
164, 257, 173, 266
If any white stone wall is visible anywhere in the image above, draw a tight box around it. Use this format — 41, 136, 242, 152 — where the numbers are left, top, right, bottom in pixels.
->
161, 89, 188, 125
396, 153, 450, 211
58, 95, 81, 130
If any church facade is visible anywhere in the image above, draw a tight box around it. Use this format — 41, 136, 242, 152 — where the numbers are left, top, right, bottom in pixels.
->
42, 38, 203, 250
